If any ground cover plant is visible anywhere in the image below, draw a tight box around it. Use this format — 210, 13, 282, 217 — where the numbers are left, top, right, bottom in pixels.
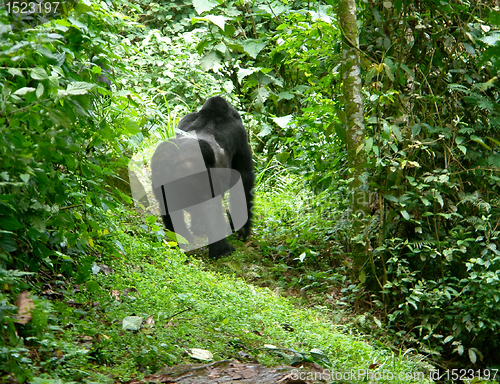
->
2, 212, 434, 383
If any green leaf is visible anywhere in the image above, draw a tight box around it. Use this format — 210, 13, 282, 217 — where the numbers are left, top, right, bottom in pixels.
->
30, 67, 48, 80
0, 216, 23, 231
401, 210, 410, 220
334, 123, 346, 144
146, 216, 157, 225
36, 83, 44, 98
399, 63, 414, 79
470, 135, 491, 150
186, 348, 213, 361
58, 82, 94, 96
365, 66, 377, 84
435, 193, 444, 207
384, 194, 399, 203
8, 68, 23, 77
463, 43, 476, 55
237, 67, 259, 83
0, 232, 17, 252
47, 33, 64, 40
204, 15, 226, 30
271, 115, 292, 128
122, 316, 143, 331
412, 124, 421, 136
193, 0, 219, 14
392, 125, 402, 142
241, 40, 267, 59
252, 86, 270, 107
468, 348, 477, 364
487, 153, 500, 167
200, 51, 220, 71
13, 87, 35, 96
257, 124, 272, 137
359, 269, 367, 283
20, 174, 30, 183
356, 143, 364, 155
487, 136, 500, 147
479, 34, 500, 46
420, 197, 431, 206
123, 118, 141, 135
85, 280, 101, 293
278, 91, 294, 100
365, 137, 373, 153
383, 63, 394, 81
68, 16, 87, 29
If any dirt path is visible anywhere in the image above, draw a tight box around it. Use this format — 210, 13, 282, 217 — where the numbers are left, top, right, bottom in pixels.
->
128, 360, 327, 383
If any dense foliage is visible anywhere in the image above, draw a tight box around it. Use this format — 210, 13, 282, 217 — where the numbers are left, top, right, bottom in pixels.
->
0, 1, 145, 378
357, 0, 500, 365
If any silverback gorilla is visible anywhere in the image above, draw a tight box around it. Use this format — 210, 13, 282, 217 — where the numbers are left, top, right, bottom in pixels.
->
151, 96, 254, 258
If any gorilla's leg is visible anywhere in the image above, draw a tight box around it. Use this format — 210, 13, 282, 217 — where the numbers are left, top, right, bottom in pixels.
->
207, 204, 235, 258
209, 239, 235, 259
161, 212, 193, 245
227, 163, 254, 240
189, 195, 234, 259
240, 170, 254, 239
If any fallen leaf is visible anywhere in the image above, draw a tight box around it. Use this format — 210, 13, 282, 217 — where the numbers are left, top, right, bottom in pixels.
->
144, 314, 155, 328
264, 344, 277, 349
186, 348, 213, 361
111, 290, 121, 301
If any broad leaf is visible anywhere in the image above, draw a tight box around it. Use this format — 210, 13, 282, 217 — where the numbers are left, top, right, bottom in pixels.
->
193, 0, 218, 15
241, 40, 267, 59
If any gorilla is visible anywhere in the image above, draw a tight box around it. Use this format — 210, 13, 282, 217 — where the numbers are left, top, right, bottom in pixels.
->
151, 96, 254, 259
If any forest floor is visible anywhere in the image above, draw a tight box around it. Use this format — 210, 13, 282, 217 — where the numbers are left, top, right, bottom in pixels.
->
54, 216, 431, 383
10, 211, 433, 383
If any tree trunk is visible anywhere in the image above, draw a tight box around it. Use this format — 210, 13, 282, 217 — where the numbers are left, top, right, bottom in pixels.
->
337, 0, 370, 274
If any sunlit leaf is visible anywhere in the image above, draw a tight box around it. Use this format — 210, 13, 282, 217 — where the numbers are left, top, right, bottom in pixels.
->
200, 51, 220, 71
272, 115, 292, 128
186, 348, 213, 361
193, 0, 218, 14
468, 348, 477, 364
122, 316, 143, 331
30, 67, 48, 80
14, 87, 36, 95
241, 40, 267, 59
470, 135, 491, 150
8, 68, 23, 77
205, 15, 226, 30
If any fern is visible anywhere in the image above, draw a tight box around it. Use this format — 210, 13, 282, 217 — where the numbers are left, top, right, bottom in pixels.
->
458, 191, 491, 213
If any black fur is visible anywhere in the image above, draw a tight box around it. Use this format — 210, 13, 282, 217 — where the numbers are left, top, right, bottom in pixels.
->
152, 96, 254, 258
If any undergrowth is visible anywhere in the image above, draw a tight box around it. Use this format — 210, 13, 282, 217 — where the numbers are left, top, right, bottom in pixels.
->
1, 207, 433, 383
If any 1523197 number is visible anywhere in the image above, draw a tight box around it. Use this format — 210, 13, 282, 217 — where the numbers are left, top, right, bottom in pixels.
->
440, 369, 498, 381
5, 1, 60, 15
